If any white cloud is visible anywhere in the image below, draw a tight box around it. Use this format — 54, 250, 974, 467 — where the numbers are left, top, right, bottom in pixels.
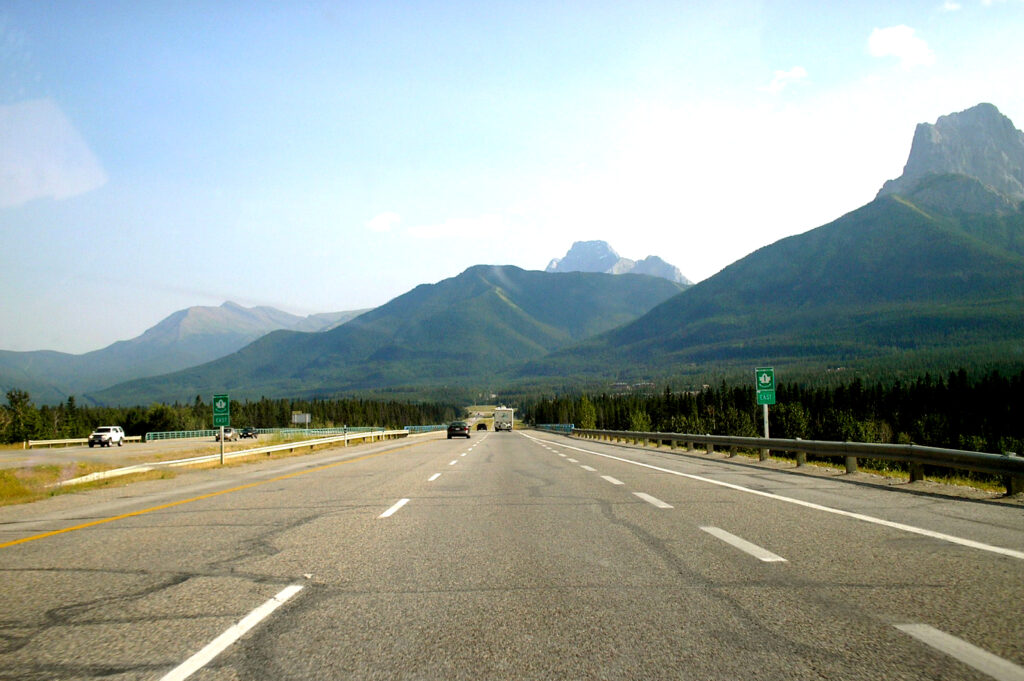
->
941, 1, 962, 11
366, 211, 401, 233
868, 26, 936, 70
0, 99, 108, 208
760, 66, 808, 94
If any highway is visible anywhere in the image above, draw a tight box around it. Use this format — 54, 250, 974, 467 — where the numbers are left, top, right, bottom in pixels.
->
1, 429, 1021, 680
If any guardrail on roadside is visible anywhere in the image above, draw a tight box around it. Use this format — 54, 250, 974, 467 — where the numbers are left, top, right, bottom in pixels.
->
536, 424, 575, 434
26, 436, 144, 449
55, 429, 409, 487
536, 426, 1024, 495
405, 425, 447, 433
144, 426, 376, 442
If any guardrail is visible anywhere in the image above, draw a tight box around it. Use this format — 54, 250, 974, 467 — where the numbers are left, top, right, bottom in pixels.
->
55, 429, 409, 487
144, 426, 376, 442
539, 426, 1024, 495
26, 436, 143, 449
405, 425, 448, 433
536, 424, 575, 434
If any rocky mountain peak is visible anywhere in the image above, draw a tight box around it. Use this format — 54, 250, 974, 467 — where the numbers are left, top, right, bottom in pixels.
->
546, 240, 628, 274
877, 103, 1024, 201
546, 240, 691, 285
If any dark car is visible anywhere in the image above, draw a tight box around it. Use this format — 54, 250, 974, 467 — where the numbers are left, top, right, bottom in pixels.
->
447, 421, 471, 439
240, 426, 258, 439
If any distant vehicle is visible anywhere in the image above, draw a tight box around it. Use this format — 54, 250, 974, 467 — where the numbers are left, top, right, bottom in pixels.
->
240, 426, 258, 439
88, 426, 124, 447
215, 427, 239, 442
494, 407, 514, 432
447, 421, 471, 439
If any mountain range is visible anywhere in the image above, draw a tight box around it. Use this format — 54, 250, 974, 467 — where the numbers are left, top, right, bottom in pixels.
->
0, 302, 366, 404
93, 266, 686, 404
7, 102, 1023, 406
523, 103, 1024, 380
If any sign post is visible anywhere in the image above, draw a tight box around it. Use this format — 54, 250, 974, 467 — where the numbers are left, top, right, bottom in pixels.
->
213, 394, 230, 464
754, 368, 775, 461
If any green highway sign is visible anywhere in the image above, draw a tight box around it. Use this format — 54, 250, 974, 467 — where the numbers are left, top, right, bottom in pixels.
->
755, 368, 776, 405
213, 394, 230, 427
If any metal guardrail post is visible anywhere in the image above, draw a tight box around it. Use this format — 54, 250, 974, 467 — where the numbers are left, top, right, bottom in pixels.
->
909, 462, 925, 482
706, 437, 714, 455
845, 455, 858, 474
795, 438, 806, 467
1005, 453, 1022, 495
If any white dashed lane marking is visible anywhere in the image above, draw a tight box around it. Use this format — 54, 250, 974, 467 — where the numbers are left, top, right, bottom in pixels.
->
700, 526, 787, 563
633, 492, 673, 509
160, 584, 305, 681
896, 624, 1024, 681
379, 498, 410, 518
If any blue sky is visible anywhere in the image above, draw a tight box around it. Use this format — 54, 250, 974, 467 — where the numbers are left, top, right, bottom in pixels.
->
2, 1, 1023, 353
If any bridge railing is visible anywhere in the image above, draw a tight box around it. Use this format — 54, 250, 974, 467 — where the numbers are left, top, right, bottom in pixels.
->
405, 425, 448, 433
26, 436, 144, 448
537, 426, 1024, 495
144, 426, 377, 442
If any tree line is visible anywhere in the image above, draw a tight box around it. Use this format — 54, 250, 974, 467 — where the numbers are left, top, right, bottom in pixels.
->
1, 390, 460, 444
523, 368, 1024, 456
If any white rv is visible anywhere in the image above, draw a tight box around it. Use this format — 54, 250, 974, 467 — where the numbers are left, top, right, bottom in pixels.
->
493, 407, 514, 432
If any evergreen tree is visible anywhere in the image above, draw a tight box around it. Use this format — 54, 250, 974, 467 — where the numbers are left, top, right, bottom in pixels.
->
3, 389, 40, 443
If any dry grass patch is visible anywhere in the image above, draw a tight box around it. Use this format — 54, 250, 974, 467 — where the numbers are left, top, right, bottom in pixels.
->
0, 463, 169, 506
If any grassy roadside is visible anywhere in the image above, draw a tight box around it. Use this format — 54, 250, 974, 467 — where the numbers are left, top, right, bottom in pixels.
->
0, 463, 177, 507
0, 431, 407, 507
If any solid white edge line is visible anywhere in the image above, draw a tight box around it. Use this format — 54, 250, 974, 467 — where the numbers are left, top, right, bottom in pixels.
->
602, 475, 624, 485
580, 465, 597, 472
701, 526, 787, 562
160, 584, 304, 681
896, 624, 1024, 681
522, 434, 1024, 560
379, 498, 410, 518
428, 473, 441, 482
633, 492, 673, 509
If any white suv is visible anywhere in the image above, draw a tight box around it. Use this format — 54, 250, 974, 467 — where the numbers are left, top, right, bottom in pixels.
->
88, 426, 125, 447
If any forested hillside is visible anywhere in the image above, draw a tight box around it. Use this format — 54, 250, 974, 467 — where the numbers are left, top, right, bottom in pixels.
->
524, 368, 1024, 457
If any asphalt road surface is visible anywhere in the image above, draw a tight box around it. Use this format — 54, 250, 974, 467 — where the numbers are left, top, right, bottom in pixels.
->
1, 430, 1022, 680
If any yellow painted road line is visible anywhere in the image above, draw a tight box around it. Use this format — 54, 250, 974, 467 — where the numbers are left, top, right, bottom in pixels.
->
1, 441, 423, 550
